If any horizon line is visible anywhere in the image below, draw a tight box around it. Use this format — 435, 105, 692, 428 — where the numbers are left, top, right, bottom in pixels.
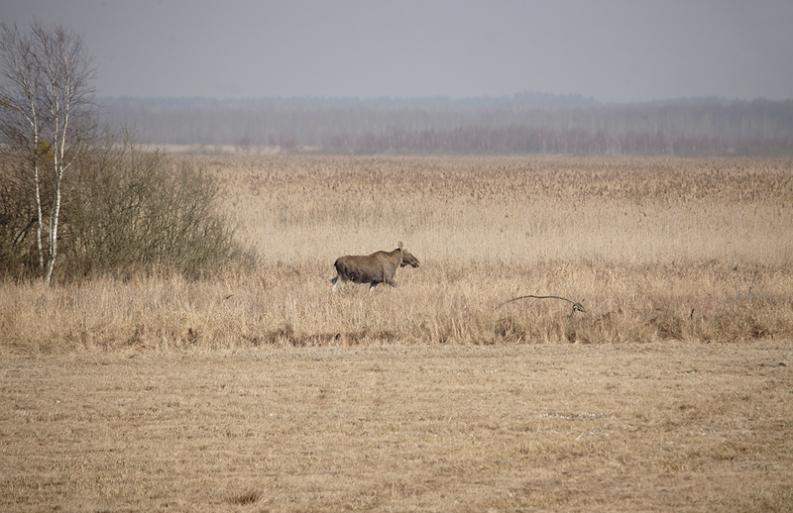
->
96, 93, 793, 105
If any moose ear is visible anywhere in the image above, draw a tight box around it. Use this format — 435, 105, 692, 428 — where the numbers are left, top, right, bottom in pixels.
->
398, 241, 403, 250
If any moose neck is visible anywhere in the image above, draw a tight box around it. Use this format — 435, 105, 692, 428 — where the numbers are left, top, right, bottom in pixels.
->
390, 248, 404, 266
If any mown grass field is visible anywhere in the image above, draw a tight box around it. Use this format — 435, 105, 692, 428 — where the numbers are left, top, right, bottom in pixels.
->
1, 155, 792, 511
2, 343, 792, 512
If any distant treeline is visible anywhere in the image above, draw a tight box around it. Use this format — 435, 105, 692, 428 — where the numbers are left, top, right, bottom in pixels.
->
98, 94, 793, 155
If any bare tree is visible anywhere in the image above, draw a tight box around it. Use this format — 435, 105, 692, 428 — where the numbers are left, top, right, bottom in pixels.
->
0, 21, 94, 284
0, 24, 45, 271
34, 22, 95, 284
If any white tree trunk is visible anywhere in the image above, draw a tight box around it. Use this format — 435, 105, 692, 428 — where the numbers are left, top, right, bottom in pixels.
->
44, 172, 62, 286
31, 103, 45, 271
33, 160, 44, 271
45, 94, 62, 286
43, 99, 71, 285
2, 23, 95, 284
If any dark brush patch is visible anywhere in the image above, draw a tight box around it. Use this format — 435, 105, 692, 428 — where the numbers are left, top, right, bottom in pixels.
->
226, 489, 262, 505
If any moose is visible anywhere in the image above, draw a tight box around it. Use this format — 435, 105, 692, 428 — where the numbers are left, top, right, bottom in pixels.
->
331, 242, 420, 291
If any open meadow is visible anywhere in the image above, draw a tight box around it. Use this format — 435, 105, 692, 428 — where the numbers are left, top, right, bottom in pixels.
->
1, 155, 793, 511
3, 155, 793, 350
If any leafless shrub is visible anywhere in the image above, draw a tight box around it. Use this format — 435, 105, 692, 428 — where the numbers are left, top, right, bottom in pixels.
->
0, 157, 38, 278
1, 143, 254, 281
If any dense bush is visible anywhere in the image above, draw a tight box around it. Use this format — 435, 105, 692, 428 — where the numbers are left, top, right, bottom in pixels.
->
0, 156, 43, 279
0, 145, 254, 282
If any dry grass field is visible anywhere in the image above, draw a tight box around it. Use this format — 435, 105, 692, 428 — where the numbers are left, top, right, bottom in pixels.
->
1, 155, 793, 511
3, 155, 793, 350
1, 344, 792, 512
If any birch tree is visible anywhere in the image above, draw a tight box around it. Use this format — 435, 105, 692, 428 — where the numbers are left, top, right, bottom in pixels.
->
0, 22, 94, 284
0, 24, 46, 271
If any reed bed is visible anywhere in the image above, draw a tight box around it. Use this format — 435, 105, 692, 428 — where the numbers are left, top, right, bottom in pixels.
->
2, 155, 792, 352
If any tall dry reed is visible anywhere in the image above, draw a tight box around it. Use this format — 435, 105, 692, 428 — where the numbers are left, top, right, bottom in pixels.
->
2, 155, 792, 352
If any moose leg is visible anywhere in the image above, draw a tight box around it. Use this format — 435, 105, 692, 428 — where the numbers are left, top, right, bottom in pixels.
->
386, 278, 397, 287
331, 275, 340, 292
369, 281, 380, 292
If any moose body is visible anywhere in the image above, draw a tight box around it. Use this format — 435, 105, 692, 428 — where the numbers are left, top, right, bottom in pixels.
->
331, 243, 419, 291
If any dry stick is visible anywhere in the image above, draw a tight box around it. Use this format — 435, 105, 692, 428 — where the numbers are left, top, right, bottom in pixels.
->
497, 295, 586, 318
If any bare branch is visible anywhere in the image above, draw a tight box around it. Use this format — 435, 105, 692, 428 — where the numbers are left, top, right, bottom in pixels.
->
2, 21, 96, 284
497, 294, 587, 318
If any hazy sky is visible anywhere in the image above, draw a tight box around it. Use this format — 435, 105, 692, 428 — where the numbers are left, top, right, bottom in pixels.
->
3, 0, 792, 101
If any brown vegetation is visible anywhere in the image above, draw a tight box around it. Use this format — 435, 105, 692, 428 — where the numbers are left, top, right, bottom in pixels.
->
0, 147, 252, 281
2, 155, 792, 511
2, 154, 792, 351
1, 343, 791, 512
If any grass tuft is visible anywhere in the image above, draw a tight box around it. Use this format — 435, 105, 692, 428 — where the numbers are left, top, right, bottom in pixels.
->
226, 489, 262, 505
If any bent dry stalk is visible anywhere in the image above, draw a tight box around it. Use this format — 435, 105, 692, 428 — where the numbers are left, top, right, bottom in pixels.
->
497, 295, 587, 318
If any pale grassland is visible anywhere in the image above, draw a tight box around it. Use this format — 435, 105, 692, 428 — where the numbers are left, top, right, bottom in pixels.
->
1, 343, 791, 512
2, 155, 793, 512
1, 155, 793, 352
